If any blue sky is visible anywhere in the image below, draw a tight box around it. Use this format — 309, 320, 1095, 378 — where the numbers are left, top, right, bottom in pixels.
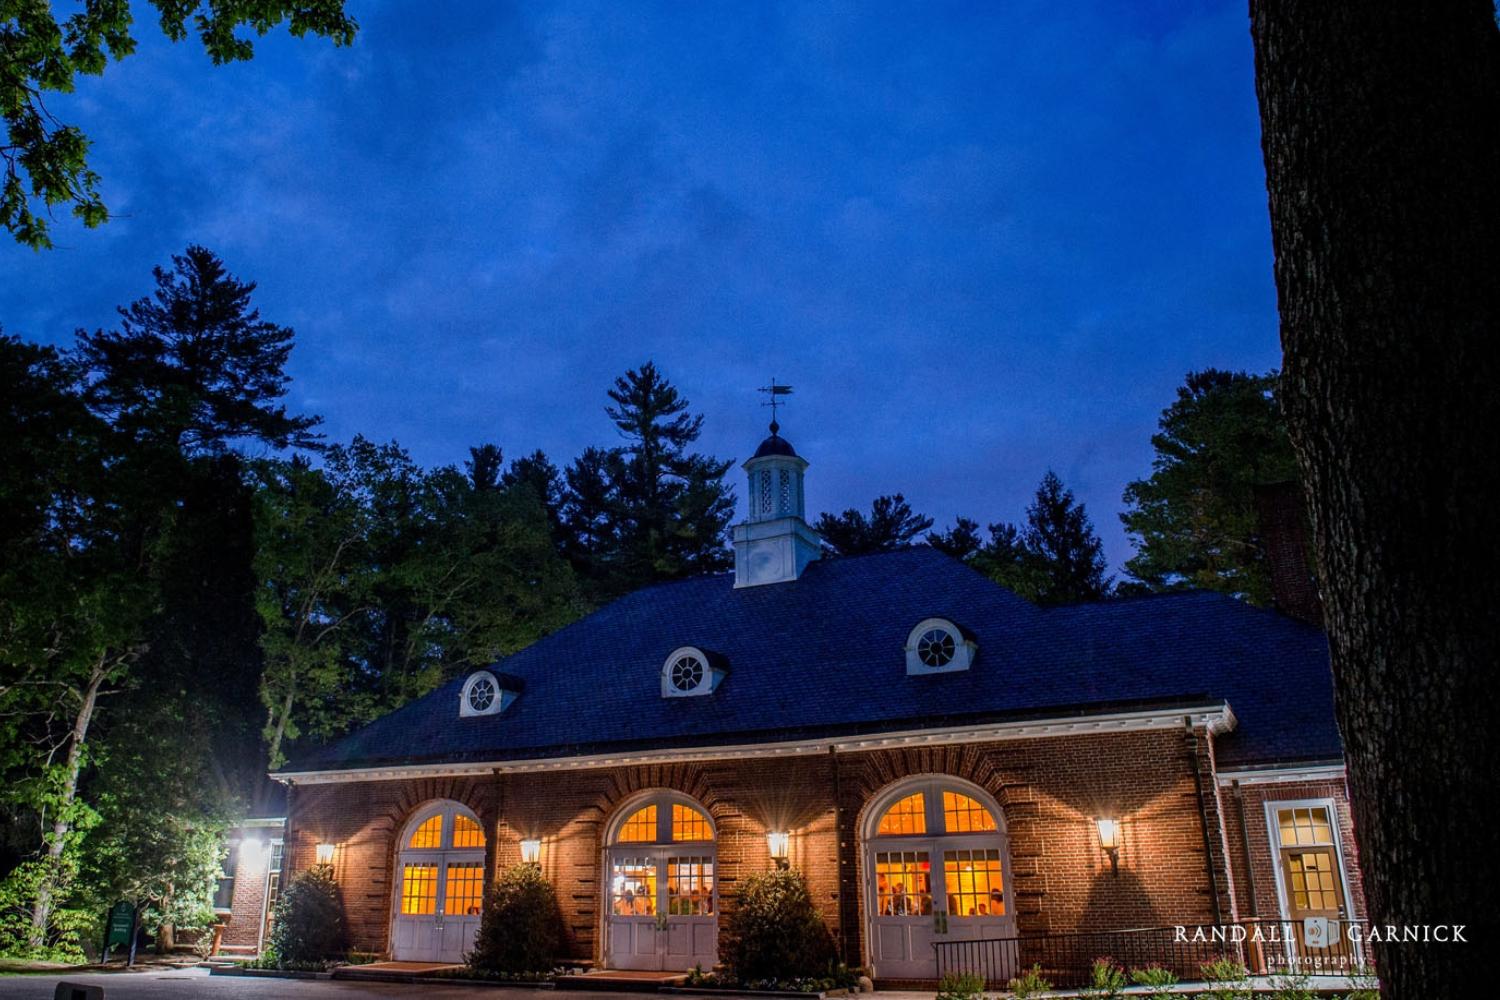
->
0, 0, 1280, 573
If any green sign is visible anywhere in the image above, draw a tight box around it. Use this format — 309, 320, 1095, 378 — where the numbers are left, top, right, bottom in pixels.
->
105, 901, 134, 948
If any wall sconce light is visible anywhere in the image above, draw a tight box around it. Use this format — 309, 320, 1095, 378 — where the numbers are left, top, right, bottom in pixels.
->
767, 831, 790, 870
315, 842, 336, 865
1095, 818, 1121, 875
520, 838, 541, 865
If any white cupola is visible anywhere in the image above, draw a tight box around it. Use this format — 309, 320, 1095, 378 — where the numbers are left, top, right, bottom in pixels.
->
732, 420, 822, 587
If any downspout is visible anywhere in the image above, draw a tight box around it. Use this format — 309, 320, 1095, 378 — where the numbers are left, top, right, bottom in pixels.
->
828, 745, 846, 964
1232, 780, 1258, 917
1185, 718, 1224, 926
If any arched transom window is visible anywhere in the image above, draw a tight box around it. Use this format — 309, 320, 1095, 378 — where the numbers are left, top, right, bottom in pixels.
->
610, 794, 716, 845
867, 779, 1009, 925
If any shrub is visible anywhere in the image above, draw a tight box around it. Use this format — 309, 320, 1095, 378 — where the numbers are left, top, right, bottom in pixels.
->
1199, 957, 1251, 1000
935, 971, 986, 1000
1344, 965, 1380, 1000
1271, 973, 1315, 1000
721, 869, 836, 981
1081, 957, 1126, 998
266, 864, 348, 965
1129, 965, 1179, 996
468, 863, 562, 974
1007, 963, 1051, 998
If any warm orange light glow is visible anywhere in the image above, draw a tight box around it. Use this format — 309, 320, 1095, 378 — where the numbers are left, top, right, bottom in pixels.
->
617, 805, 657, 842
520, 838, 541, 864
876, 793, 927, 835
767, 831, 790, 861
408, 815, 443, 849
672, 803, 712, 842
452, 814, 484, 848
1096, 818, 1120, 851
315, 842, 335, 864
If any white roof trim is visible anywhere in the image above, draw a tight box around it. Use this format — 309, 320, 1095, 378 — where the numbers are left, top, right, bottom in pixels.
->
1216, 763, 1346, 787
275, 703, 1235, 786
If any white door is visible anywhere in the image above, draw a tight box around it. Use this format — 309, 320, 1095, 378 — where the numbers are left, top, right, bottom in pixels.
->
866, 783, 1015, 981
605, 795, 718, 971
392, 803, 487, 963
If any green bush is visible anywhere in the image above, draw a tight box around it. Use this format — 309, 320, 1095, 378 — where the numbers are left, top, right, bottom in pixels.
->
1129, 964, 1179, 996
721, 869, 836, 981
1007, 963, 1051, 998
935, 971, 986, 1000
1271, 973, 1315, 1000
1199, 957, 1251, 1000
1343, 965, 1380, 1000
266, 864, 348, 965
1081, 957, 1126, 998
467, 863, 562, 974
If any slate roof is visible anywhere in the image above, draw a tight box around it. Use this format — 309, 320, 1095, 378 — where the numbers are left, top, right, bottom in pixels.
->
283, 546, 1341, 775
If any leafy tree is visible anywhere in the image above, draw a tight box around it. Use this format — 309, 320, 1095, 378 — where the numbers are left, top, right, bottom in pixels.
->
2, 2, 356, 250
931, 472, 1110, 605
1119, 370, 1298, 604
1251, 4, 1500, 993
816, 494, 933, 557
558, 364, 735, 596
76, 245, 322, 453
468, 864, 563, 974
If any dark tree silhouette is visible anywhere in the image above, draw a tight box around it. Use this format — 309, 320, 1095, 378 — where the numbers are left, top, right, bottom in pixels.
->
1251, 4, 1500, 993
816, 494, 934, 557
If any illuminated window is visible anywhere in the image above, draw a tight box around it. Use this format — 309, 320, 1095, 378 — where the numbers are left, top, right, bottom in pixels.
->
874, 851, 932, 916
400, 864, 438, 915
944, 849, 1004, 917
445, 862, 484, 916
1278, 807, 1334, 847
452, 814, 484, 848
610, 857, 657, 916
1286, 851, 1340, 911
617, 805, 658, 843
408, 815, 443, 849
667, 857, 714, 915
943, 792, 997, 833
876, 793, 927, 836
672, 804, 712, 842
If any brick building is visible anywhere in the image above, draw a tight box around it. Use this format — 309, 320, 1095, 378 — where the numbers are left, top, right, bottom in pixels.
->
265, 425, 1363, 980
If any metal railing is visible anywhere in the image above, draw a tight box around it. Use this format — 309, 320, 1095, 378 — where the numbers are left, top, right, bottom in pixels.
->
932, 919, 1367, 988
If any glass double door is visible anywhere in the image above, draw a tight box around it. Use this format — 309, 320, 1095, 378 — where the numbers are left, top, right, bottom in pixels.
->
392, 852, 485, 963
868, 840, 1014, 980
606, 847, 716, 970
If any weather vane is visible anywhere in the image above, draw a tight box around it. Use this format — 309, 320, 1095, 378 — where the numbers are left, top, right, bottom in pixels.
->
758, 378, 794, 434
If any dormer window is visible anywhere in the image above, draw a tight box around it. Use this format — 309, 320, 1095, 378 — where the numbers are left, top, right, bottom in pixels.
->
661, 646, 727, 698
905, 618, 976, 675
459, 670, 517, 717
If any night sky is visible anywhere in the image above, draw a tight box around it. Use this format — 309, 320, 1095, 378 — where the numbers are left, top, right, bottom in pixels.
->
0, 1, 1279, 573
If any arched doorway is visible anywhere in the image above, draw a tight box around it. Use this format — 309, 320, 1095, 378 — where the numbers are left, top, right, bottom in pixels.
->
604, 791, 717, 971
863, 777, 1015, 980
391, 801, 486, 962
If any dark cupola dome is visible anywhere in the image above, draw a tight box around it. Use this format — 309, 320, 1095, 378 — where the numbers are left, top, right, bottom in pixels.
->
751, 423, 799, 459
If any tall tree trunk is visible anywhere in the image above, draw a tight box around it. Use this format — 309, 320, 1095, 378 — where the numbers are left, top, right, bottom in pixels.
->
28, 656, 107, 949
1249, 3, 1500, 995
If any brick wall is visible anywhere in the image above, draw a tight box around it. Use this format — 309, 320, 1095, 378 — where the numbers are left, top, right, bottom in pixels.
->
1220, 775, 1366, 922
219, 829, 278, 950
284, 723, 1281, 967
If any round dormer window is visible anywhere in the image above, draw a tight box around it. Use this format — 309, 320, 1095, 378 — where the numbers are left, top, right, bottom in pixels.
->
916, 627, 957, 667
670, 653, 706, 693
467, 674, 497, 712
460, 670, 508, 717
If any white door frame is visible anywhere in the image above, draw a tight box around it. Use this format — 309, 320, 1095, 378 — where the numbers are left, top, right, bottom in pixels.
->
861, 777, 1015, 980
602, 790, 718, 971
390, 800, 486, 963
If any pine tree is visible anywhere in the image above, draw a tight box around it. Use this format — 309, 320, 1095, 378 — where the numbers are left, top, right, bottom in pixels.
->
933, 472, 1110, 605
559, 364, 734, 596
816, 494, 934, 557
1119, 370, 1298, 603
76, 245, 322, 453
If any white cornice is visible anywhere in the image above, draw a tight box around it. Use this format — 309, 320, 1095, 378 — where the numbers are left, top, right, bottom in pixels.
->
275, 703, 1234, 786
1216, 763, 1346, 787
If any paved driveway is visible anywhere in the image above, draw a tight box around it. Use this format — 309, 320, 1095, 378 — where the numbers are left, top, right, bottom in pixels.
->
0, 967, 629, 999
